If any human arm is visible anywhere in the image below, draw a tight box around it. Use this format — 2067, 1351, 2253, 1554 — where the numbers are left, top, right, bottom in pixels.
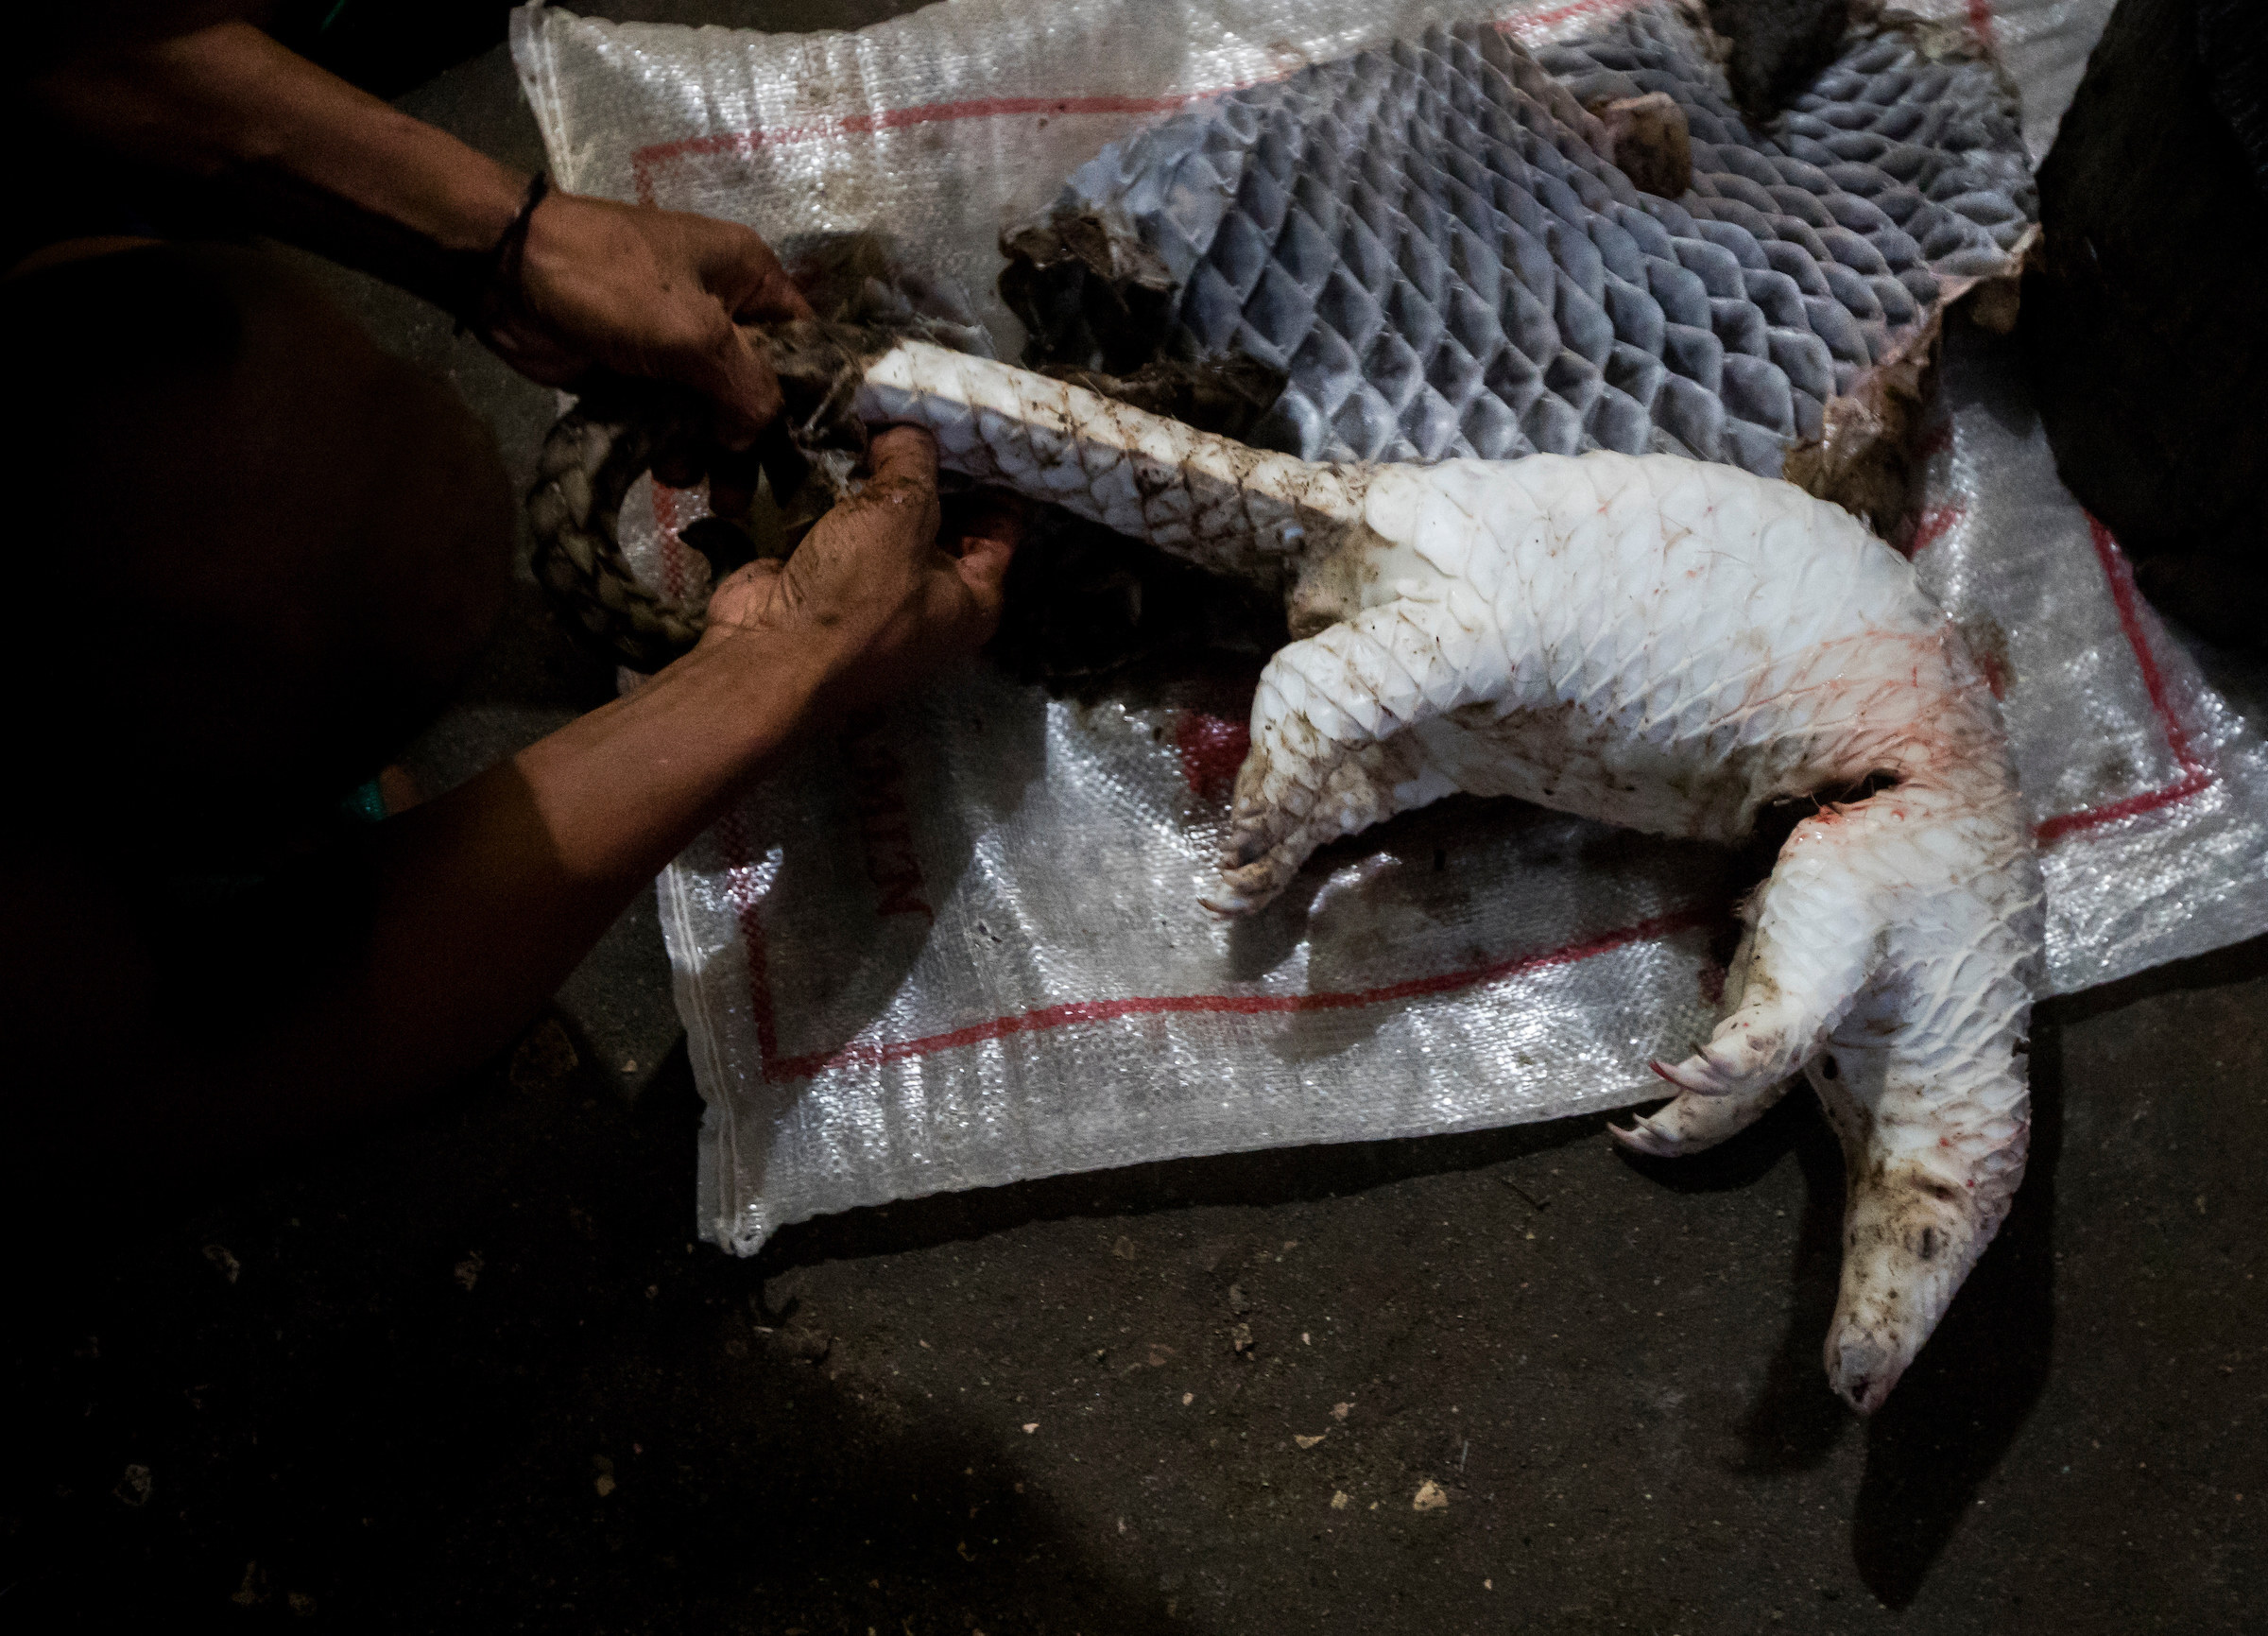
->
5, 432, 1017, 1188
29, 18, 813, 452
318, 430, 1012, 1083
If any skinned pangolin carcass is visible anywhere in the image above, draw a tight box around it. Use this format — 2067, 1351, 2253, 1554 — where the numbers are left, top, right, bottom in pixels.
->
528, 329, 2043, 1412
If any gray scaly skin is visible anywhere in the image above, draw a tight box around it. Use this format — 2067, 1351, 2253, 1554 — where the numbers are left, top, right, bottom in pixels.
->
532, 336, 2045, 1413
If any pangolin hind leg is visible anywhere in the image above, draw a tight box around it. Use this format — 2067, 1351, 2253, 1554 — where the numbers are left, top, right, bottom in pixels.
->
1625, 773, 2041, 1412
1810, 828, 2038, 1412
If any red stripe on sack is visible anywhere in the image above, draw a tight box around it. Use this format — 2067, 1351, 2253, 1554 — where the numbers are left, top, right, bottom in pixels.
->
761, 905, 1716, 1081
1494, 0, 1641, 42
2032, 517, 2214, 843
1903, 502, 1966, 559
629, 90, 1259, 201
649, 483, 691, 602
628, 2, 1651, 203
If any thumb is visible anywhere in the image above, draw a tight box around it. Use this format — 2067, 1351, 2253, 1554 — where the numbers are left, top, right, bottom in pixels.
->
702, 555, 787, 629
947, 492, 1023, 613
687, 319, 786, 451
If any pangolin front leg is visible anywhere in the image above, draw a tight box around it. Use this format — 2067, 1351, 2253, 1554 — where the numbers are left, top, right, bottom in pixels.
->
1207, 594, 1473, 914
1612, 922, 1796, 1157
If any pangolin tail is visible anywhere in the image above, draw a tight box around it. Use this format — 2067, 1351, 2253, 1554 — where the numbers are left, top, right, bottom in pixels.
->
851, 340, 1359, 591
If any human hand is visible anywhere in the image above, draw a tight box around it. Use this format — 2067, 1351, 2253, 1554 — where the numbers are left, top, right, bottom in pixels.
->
698, 427, 1022, 714
481, 190, 814, 500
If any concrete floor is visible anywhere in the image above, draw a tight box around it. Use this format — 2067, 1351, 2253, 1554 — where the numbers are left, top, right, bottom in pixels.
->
8, 8, 2267, 1632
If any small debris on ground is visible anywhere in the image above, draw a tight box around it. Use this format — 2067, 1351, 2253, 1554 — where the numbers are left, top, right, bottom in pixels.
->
507, 1017, 579, 1093
454, 1252, 484, 1292
1111, 1236, 1138, 1260
1229, 1323, 1254, 1354
1413, 1479, 1448, 1511
1022, 1422, 1040, 1434
1294, 1434, 1326, 1449
1180, 1392, 1194, 1405
767, 1325, 833, 1363
1331, 1402, 1351, 1421
1330, 1490, 1350, 1509
1501, 1176, 1550, 1211
202, 1244, 241, 1283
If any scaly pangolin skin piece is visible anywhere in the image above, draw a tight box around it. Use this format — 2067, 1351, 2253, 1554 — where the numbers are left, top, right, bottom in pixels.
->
530, 336, 2045, 1412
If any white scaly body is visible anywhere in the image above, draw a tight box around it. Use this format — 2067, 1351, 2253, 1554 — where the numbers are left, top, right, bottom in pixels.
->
839, 341, 2043, 1410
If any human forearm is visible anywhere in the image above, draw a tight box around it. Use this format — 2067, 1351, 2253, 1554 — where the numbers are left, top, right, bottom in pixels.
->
1, 633, 842, 1198
270, 636, 838, 1111
33, 18, 814, 445
387, 641, 837, 1017
35, 21, 526, 305
6, 431, 1009, 1195
80, 630, 844, 1183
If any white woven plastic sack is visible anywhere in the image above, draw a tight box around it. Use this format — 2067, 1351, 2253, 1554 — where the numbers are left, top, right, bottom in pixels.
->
510, 0, 2268, 1253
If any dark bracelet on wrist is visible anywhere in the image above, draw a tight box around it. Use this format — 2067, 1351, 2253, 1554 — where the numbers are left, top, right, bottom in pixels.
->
455, 171, 551, 336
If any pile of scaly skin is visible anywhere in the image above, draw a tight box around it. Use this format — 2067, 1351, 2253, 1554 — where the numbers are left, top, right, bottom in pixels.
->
531, 336, 2044, 1412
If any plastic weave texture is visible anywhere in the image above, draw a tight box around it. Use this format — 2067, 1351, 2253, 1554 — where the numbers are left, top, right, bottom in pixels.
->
1051, 5, 2033, 474
511, 0, 2268, 1255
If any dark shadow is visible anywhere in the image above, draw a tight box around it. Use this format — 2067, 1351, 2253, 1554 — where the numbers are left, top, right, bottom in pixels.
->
268, 0, 520, 102
1836, 932, 2268, 1605
421, 576, 626, 716
1848, 1009, 2065, 1608
1221, 862, 1325, 985
1620, 1088, 1856, 1472
755, 1103, 1608, 1274
2035, 930, 2268, 1028
2, 1037, 1178, 1633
